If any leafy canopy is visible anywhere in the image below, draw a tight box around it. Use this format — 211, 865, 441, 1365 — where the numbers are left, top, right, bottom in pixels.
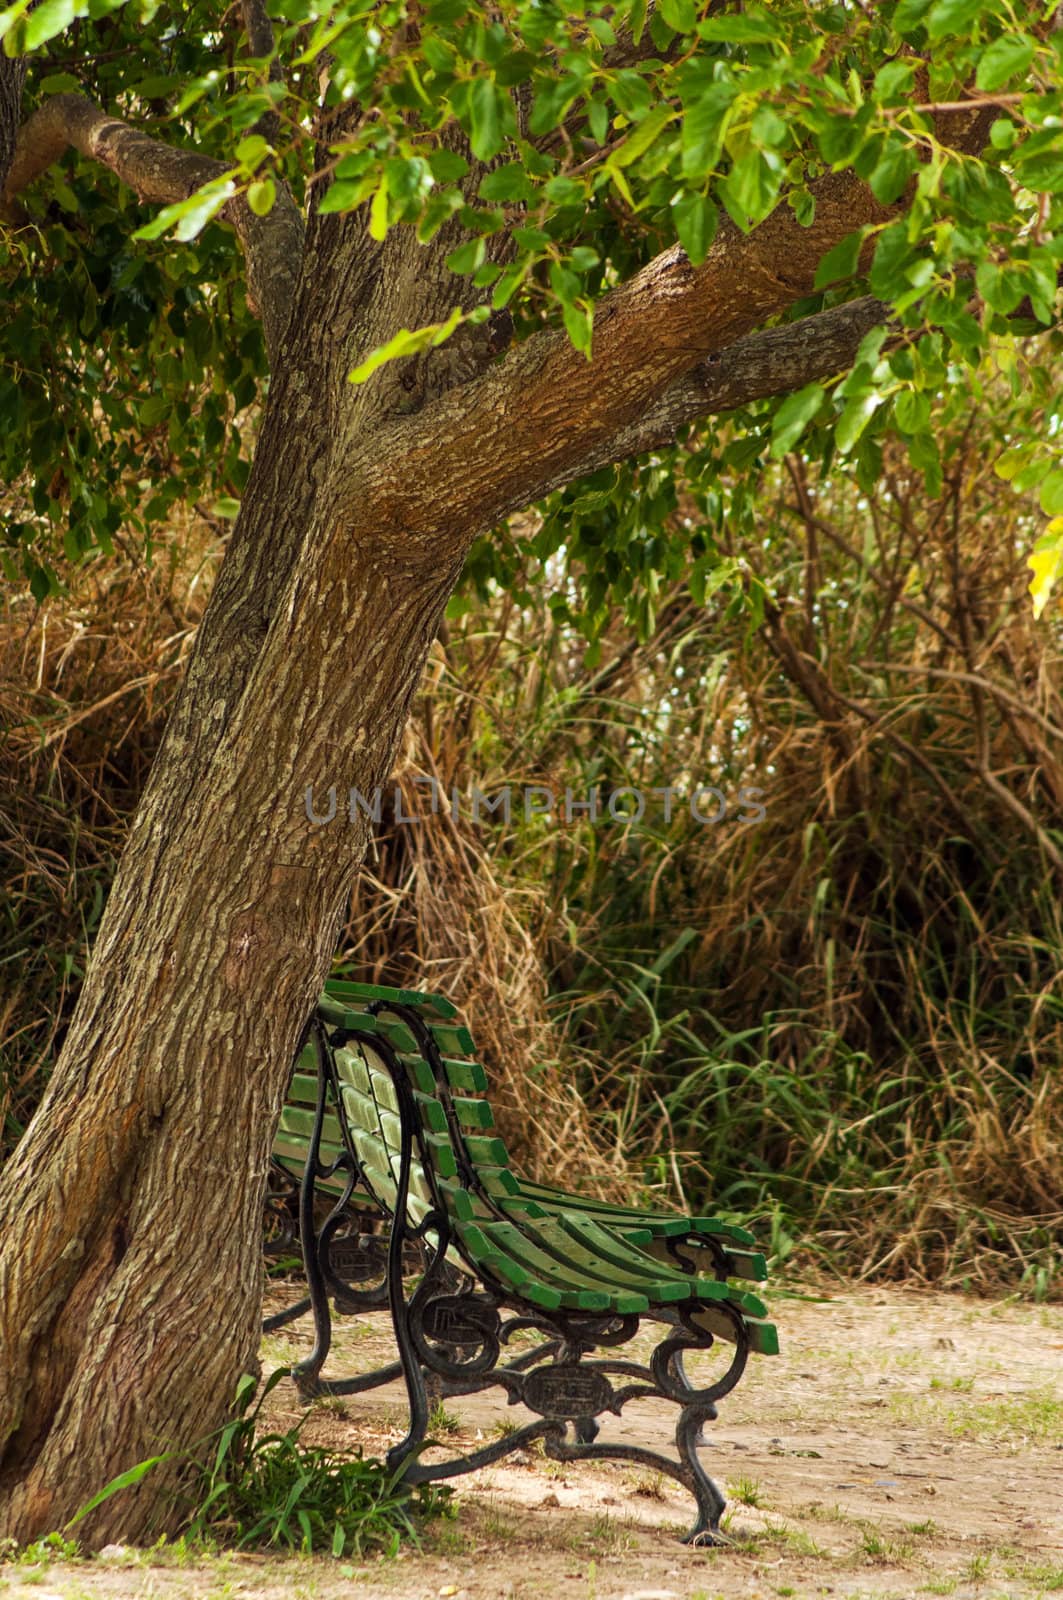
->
1, 0, 1061, 621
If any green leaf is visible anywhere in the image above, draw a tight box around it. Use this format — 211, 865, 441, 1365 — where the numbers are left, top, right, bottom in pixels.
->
444, 237, 486, 275
672, 191, 717, 266
349, 309, 466, 385
133, 180, 237, 243
139, 395, 169, 427
317, 178, 372, 216
368, 179, 389, 242
994, 445, 1032, 482
893, 0, 934, 30
1039, 472, 1063, 518
428, 149, 469, 183
770, 383, 825, 458
235, 134, 269, 167
247, 177, 275, 216
68, 1454, 175, 1527
720, 148, 782, 232
469, 76, 504, 161
869, 141, 916, 205
869, 220, 912, 299
894, 389, 930, 434
562, 299, 593, 357
1028, 518, 1063, 620
478, 163, 533, 202
658, 0, 695, 33
976, 33, 1035, 92
680, 84, 734, 181
24, 0, 83, 51
975, 260, 1025, 315
835, 392, 882, 455
38, 71, 82, 92
613, 105, 675, 169
813, 229, 865, 290
926, 0, 983, 40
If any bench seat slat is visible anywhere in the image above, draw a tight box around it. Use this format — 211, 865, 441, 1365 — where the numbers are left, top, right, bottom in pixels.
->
324, 978, 458, 1019
473, 1219, 646, 1314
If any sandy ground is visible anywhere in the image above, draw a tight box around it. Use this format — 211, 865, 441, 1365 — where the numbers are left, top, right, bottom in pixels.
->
2, 1285, 1061, 1600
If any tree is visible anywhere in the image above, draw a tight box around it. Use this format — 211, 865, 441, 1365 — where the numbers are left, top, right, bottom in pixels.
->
0, 0, 1060, 1545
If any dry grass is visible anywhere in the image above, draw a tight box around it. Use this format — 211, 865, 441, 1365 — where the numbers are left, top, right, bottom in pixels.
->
2, 394, 1062, 1292
0, 507, 221, 1142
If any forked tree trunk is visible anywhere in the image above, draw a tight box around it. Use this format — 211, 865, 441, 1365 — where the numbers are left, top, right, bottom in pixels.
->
0, 214, 472, 1542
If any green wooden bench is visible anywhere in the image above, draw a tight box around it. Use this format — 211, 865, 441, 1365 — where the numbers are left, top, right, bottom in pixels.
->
266, 979, 778, 1544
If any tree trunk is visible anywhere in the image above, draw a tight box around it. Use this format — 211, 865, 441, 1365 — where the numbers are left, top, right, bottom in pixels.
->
0, 210, 472, 1542
0, 53, 26, 201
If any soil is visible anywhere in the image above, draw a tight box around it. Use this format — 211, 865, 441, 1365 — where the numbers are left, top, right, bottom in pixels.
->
3, 1285, 1061, 1600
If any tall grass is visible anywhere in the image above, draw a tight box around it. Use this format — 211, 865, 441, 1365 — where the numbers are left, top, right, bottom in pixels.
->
3, 391, 1061, 1294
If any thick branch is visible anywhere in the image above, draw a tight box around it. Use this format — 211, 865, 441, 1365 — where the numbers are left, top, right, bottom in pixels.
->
548, 295, 894, 495
3, 93, 303, 363
363, 104, 1010, 543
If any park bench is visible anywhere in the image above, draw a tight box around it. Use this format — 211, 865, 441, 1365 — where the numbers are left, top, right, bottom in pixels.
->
266, 978, 778, 1544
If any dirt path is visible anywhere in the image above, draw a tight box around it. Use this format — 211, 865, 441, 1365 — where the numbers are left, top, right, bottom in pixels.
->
3, 1286, 1061, 1599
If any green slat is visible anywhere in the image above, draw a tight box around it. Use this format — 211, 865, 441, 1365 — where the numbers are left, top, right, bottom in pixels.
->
456, 1224, 562, 1310
689, 1304, 780, 1356
478, 1220, 643, 1314
271, 1140, 345, 1194
336, 1044, 433, 1113
547, 1213, 768, 1318
319, 1003, 419, 1054
453, 1096, 494, 1129
278, 1104, 346, 1149
475, 1169, 521, 1198
433, 1057, 488, 1093
288, 1072, 321, 1106
324, 979, 458, 1018
329, 1010, 475, 1072
463, 1134, 511, 1167
511, 1211, 690, 1304
642, 1235, 768, 1284
334, 1045, 400, 1109
429, 1022, 476, 1059
515, 1178, 758, 1249
437, 1180, 475, 1222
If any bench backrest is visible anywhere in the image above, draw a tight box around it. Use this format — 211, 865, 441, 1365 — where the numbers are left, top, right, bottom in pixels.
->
273, 979, 519, 1228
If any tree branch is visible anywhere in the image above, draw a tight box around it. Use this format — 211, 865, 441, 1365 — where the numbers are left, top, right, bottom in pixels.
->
371, 169, 903, 535
551, 295, 895, 494
2, 93, 303, 363
239, 0, 282, 146
366, 101, 1024, 544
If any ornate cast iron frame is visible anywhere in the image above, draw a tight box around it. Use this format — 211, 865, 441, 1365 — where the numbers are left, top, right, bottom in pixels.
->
285, 1006, 751, 1544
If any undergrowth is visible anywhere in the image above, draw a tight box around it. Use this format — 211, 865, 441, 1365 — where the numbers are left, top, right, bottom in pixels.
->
0, 1368, 454, 1561
3, 393, 1062, 1295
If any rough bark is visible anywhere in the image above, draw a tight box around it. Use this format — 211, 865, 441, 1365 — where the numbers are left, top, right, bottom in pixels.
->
0, 52, 26, 200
